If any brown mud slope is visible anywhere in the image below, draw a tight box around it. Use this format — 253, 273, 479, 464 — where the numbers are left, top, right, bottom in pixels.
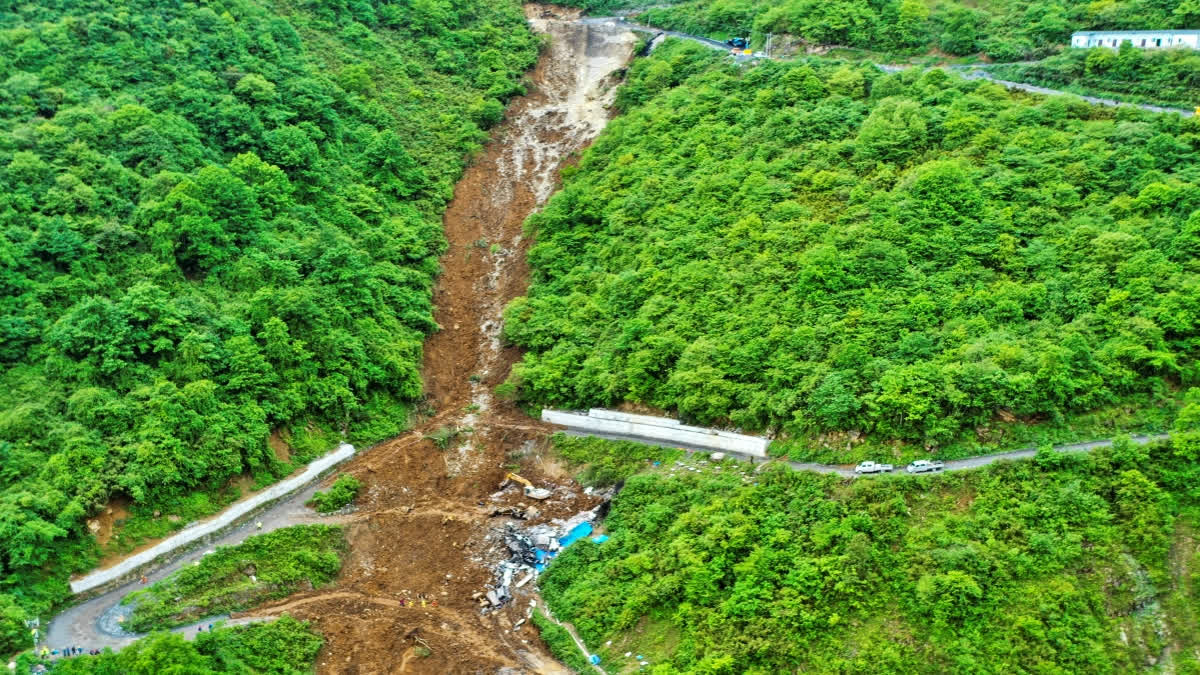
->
240, 8, 637, 674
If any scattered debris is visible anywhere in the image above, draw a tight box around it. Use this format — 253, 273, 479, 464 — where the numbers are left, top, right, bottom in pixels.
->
499, 472, 553, 500
478, 506, 612, 611
489, 506, 529, 519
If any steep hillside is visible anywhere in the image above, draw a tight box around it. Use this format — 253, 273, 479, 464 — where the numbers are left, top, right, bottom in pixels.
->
566, 0, 1197, 61
0, 0, 537, 650
503, 40, 1200, 458
541, 434, 1200, 672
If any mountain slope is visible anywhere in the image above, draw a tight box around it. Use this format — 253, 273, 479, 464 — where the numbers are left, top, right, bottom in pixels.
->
503, 40, 1200, 458
0, 0, 537, 649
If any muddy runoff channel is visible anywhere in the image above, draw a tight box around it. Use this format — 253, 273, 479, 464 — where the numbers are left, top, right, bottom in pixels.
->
231, 9, 637, 674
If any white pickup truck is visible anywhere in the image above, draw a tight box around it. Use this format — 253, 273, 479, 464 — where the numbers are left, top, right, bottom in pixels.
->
854, 461, 894, 474
906, 460, 945, 473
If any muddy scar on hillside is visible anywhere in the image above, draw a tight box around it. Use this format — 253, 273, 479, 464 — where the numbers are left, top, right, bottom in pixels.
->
238, 7, 637, 674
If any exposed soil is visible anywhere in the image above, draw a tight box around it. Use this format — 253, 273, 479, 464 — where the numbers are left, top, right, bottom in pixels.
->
237, 8, 638, 673
88, 498, 132, 552
268, 429, 293, 463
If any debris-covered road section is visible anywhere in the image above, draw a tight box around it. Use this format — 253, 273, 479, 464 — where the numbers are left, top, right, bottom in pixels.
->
232, 7, 638, 673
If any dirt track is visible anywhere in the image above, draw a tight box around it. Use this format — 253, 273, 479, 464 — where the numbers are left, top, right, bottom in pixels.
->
236, 8, 638, 673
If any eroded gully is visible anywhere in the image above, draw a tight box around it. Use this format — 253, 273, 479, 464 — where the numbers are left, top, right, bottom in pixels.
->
45, 8, 637, 674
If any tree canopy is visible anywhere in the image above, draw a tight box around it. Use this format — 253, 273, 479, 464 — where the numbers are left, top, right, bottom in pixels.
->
540, 435, 1200, 672
0, 0, 537, 651
504, 40, 1200, 455
562, 0, 1194, 61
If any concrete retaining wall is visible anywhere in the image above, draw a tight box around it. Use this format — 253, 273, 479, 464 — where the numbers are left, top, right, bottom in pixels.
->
70, 443, 357, 595
542, 409, 770, 457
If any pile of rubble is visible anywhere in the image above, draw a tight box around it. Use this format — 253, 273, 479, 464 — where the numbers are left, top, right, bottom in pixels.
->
475, 507, 609, 612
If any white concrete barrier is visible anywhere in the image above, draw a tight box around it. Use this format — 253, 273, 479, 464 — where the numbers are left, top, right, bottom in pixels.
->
542, 409, 769, 457
70, 443, 357, 595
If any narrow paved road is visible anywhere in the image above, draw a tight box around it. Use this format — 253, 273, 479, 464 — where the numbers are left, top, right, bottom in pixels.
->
44, 477, 344, 654
566, 427, 1170, 478
958, 70, 1194, 117
608, 17, 1194, 117
779, 433, 1171, 478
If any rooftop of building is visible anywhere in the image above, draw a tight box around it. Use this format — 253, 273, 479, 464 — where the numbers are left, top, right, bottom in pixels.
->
1072, 29, 1200, 36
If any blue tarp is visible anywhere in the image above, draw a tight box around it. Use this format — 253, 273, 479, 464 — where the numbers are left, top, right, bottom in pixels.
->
531, 522, 599, 572
558, 521, 593, 548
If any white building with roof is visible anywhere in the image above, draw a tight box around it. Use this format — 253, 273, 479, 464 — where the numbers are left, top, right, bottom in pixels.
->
1071, 30, 1200, 50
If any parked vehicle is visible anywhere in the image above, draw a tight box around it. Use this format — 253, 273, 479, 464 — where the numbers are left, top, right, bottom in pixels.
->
906, 459, 945, 474
854, 461, 894, 474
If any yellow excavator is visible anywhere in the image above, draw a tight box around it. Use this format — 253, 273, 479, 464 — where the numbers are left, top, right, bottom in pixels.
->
500, 472, 552, 500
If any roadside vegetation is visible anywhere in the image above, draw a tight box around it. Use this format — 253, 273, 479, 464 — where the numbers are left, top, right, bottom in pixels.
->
122, 525, 344, 632
504, 39, 1200, 460
554, 434, 686, 487
564, 0, 1197, 61
989, 44, 1200, 109
306, 474, 362, 513
532, 610, 595, 673
541, 430, 1200, 672
0, 0, 538, 651
26, 615, 322, 674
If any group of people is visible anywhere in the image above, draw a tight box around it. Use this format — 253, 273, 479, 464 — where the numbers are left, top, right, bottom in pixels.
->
38, 646, 102, 658
397, 594, 438, 609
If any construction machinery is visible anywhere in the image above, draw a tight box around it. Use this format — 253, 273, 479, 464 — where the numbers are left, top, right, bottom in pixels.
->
500, 472, 552, 500
725, 37, 749, 49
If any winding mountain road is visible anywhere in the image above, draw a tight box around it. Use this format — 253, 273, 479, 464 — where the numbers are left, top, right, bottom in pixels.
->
607, 17, 1195, 117
43, 474, 349, 655
778, 433, 1171, 478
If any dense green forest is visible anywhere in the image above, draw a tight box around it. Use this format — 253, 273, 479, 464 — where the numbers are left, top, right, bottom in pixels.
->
989, 45, 1200, 108
503, 39, 1200, 457
124, 525, 344, 632
541, 425, 1200, 672
565, 0, 1197, 61
27, 615, 322, 674
0, 0, 538, 653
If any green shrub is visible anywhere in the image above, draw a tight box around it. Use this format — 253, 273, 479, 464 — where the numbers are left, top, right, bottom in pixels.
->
532, 610, 594, 673
553, 434, 684, 486
307, 474, 362, 513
